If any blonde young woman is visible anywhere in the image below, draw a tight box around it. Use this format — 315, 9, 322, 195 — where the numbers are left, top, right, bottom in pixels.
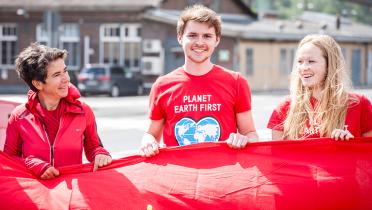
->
267, 34, 372, 140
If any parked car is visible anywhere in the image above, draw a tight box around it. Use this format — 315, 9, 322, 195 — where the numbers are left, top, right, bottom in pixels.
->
68, 70, 78, 87
77, 64, 143, 97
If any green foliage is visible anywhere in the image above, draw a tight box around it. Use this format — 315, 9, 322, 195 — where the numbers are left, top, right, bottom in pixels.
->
250, 0, 372, 25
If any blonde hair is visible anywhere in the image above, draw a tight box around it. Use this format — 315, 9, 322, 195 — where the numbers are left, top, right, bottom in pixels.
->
283, 34, 354, 139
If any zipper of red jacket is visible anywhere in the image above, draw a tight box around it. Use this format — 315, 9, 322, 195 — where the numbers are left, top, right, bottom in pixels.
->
42, 123, 54, 166
42, 115, 63, 167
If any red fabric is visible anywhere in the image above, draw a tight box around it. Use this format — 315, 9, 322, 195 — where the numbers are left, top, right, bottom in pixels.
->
4, 85, 109, 177
0, 100, 20, 150
149, 65, 252, 146
1, 137, 372, 210
267, 93, 372, 138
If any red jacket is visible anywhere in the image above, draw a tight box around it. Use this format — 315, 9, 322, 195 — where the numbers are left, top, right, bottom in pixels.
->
4, 85, 110, 176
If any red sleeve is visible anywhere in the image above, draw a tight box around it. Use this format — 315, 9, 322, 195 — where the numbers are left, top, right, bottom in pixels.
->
360, 95, 372, 134
24, 155, 51, 177
235, 74, 251, 113
149, 78, 165, 120
267, 97, 291, 131
82, 104, 110, 162
4, 112, 22, 156
4, 112, 51, 177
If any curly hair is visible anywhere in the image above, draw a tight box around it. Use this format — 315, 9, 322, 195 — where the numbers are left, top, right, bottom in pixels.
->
15, 43, 67, 92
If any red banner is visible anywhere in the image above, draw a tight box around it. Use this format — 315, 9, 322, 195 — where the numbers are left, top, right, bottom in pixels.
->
1, 138, 372, 210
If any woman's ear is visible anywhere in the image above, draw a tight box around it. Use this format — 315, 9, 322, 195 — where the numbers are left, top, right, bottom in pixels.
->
32, 80, 43, 91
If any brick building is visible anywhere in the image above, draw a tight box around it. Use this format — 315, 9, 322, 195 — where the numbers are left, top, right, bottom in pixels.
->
0, 0, 371, 93
0, 0, 258, 92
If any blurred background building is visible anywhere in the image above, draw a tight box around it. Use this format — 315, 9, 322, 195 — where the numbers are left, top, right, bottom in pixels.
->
0, 0, 372, 93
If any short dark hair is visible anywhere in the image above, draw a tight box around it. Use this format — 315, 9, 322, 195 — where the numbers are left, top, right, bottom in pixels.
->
15, 43, 67, 92
177, 4, 222, 38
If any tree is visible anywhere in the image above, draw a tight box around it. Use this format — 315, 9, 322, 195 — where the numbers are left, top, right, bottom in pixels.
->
249, 0, 372, 25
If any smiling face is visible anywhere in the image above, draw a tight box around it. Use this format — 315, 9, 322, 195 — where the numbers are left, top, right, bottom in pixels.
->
296, 42, 327, 90
178, 20, 220, 65
33, 58, 70, 101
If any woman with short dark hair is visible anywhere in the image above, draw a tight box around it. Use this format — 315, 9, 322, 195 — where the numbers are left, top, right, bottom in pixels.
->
4, 43, 112, 179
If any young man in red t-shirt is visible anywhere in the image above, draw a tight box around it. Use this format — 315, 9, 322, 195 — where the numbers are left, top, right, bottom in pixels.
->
139, 4, 258, 157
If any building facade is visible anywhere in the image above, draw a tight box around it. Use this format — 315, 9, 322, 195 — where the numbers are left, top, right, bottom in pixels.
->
237, 12, 372, 90
0, 0, 371, 92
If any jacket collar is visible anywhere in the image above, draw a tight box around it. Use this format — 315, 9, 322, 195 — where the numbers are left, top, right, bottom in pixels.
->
26, 84, 83, 114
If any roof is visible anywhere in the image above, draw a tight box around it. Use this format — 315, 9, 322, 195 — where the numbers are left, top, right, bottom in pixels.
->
223, 20, 372, 42
145, 9, 372, 42
144, 8, 256, 30
0, 0, 162, 11
231, 11, 372, 42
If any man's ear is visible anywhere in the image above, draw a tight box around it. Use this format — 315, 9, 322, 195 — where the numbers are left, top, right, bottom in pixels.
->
177, 34, 183, 45
31, 80, 43, 91
215, 36, 221, 47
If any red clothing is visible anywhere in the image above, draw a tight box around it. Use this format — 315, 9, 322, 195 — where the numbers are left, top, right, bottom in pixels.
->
267, 93, 372, 138
4, 85, 110, 176
149, 65, 252, 146
35, 101, 63, 145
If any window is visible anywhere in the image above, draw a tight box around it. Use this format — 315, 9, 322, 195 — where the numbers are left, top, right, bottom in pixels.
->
280, 49, 288, 75
103, 42, 120, 64
124, 42, 140, 69
290, 49, 295, 70
104, 25, 120, 38
124, 27, 129, 37
341, 48, 347, 61
351, 48, 361, 86
61, 24, 79, 37
36, 23, 80, 70
246, 48, 254, 76
2, 26, 16, 36
101, 24, 141, 71
280, 48, 294, 75
111, 67, 124, 75
60, 24, 80, 70
0, 24, 17, 67
137, 28, 141, 37
368, 51, 372, 85
36, 24, 49, 45
62, 42, 79, 68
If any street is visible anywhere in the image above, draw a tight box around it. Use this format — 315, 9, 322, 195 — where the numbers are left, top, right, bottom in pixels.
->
1, 89, 371, 158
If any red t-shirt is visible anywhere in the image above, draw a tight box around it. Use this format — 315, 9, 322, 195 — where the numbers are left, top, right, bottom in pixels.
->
149, 65, 252, 146
267, 93, 372, 138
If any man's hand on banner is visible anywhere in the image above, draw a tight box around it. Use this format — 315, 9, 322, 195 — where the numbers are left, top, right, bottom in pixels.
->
226, 132, 257, 149
139, 132, 160, 157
